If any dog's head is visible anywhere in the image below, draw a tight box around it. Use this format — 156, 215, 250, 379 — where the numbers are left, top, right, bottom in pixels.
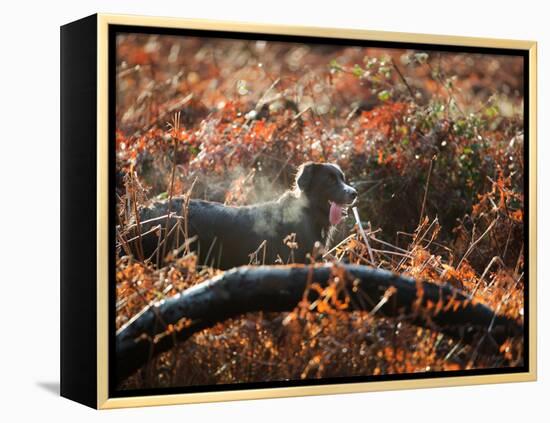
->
295, 162, 357, 226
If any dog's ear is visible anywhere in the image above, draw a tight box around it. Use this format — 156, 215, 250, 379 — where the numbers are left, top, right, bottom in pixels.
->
295, 162, 316, 193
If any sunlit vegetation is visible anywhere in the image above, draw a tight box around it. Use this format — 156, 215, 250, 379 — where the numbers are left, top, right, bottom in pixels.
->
115, 34, 525, 389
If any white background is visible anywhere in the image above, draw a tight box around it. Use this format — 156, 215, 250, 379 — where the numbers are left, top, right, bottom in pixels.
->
0, 0, 546, 421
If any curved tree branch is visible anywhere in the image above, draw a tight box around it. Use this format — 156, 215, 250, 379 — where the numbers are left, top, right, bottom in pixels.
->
115, 264, 522, 384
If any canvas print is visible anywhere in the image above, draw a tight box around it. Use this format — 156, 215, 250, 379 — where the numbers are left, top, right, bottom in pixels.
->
113, 30, 527, 393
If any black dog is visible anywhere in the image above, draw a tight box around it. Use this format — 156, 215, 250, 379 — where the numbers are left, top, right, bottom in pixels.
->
125, 162, 357, 269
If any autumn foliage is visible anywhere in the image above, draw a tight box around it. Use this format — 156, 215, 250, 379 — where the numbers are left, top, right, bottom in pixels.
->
115, 33, 525, 389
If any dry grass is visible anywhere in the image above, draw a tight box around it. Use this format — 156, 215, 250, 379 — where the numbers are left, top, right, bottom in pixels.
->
114, 34, 525, 389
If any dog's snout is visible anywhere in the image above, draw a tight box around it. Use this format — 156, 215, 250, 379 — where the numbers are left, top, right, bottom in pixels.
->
346, 186, 358, 203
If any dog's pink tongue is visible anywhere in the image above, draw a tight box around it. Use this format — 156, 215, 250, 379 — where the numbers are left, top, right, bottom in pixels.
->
329, 202, 343, 226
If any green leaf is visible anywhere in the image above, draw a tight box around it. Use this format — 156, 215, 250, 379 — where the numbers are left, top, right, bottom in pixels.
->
352, 64, 363, 77
329, 59, 342, 71
378, 90, 391, 102
484, 105, 499, 118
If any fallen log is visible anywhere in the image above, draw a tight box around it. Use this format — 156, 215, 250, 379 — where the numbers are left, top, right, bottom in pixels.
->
115, 263, 522, 384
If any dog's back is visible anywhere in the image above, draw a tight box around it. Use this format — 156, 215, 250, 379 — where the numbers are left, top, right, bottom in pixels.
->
133, 194, 319, 269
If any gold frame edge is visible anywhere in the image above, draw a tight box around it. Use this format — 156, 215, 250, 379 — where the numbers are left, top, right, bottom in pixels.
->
95, 13, 537, 409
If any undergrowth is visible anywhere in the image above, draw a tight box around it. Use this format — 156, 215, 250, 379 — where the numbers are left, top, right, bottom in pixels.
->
115, 34, 525, 389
